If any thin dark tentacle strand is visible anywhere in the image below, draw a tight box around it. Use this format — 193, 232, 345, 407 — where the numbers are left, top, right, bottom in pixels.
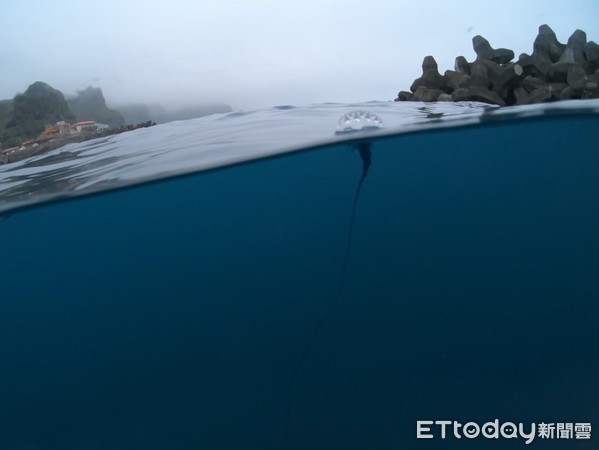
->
284, 143, 372, 447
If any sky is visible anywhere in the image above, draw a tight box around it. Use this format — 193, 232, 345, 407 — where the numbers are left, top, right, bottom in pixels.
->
1, 0, 597, 110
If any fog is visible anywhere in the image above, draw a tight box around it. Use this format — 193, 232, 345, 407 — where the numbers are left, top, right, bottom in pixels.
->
1, 0, 597, 110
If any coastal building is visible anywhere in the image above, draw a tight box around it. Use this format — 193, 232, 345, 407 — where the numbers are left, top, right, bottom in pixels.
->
1, 146, 20, 156
70, 121, 97, 134
57, 121, 70, 136
38, 123, 60, 141
47, 120, 98, 138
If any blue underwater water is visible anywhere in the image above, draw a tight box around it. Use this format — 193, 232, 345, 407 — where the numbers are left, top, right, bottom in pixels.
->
0, 101, 598, 449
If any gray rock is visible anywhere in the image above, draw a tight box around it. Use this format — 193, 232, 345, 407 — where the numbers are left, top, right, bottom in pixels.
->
563, 29, 587, 60
530, 26, 573, 78
586, 41, 599, 60
411, 86, 443, 102
588, 72, 599, 85
452, 66, 507, 105
472, 35, 515, 64
567, 64, 588, 96
410, 70, 449, 92
517, 53, 548, 79
395, 91, 413, 101
514, 86, 553, 105
585, 41, 599, 73
534, 24, 565, 63
521, 77, 562, 94
454, 56, 471, 74
547, 82, 569, 98
475, 60, 501, 85
547, 62, 577, 83
559, 81, 597, 100
437, 93, 453, 101
522, 76, 546, 92
514, 64, 524, 76
514, 87, 532, 104
422, 55, 438, 72
559, 29, 589, 72
559, 48, 577, 64
476, 60, 523, 98
581, 82, 599, 99
444, 70, 470, 91
410, 57, 450, 93
528, 87, 554, 103
393, 24, 596, 106
567, 64, 587, 86
451, 86, 506, 106
559, 87, 572, 100
468, 64, 490, 88
530, 49, 554, 79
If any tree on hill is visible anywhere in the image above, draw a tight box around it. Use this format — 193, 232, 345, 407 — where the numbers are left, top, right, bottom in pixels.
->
0, 82, 75, 147
0, 99, 14, 135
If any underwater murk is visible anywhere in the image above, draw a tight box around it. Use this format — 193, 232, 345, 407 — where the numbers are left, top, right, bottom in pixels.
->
0, 100, 598, 449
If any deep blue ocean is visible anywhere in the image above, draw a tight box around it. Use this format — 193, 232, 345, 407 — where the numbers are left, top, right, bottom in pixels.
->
0, 100, 598, 449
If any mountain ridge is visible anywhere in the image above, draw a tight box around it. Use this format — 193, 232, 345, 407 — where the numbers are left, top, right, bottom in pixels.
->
0, 82, 233, 149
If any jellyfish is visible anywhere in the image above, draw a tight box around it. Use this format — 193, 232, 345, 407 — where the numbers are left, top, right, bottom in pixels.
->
284, 137, 375, 447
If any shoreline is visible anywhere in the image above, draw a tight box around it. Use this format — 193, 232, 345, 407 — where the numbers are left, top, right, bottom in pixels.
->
0, 120, 156, 165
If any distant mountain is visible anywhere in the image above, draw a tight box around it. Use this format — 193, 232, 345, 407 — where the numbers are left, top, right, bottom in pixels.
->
115, 103, 153, 125
67, 87, 125, 128
0, 81, 233, 149
146, 104, 169, 121
114, 102, 232, 125
0, 82, 75, 148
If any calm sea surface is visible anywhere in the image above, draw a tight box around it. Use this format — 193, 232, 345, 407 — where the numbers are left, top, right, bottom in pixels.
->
1, 100, 598, 449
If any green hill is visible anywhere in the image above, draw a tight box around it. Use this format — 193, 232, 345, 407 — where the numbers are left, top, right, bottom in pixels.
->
0, 82, 232, 149
0, 82, 75, 148
0, 99, 14, 133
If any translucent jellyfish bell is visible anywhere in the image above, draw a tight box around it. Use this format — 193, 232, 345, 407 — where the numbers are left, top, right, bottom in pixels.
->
336, 110, 384, 134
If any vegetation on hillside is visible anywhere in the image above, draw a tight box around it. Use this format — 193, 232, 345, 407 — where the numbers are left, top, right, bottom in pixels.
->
1, 81, 232, 149
0, 82, 75, 148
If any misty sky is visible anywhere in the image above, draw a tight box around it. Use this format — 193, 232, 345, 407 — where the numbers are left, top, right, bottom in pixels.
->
1, 0, 597, 110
